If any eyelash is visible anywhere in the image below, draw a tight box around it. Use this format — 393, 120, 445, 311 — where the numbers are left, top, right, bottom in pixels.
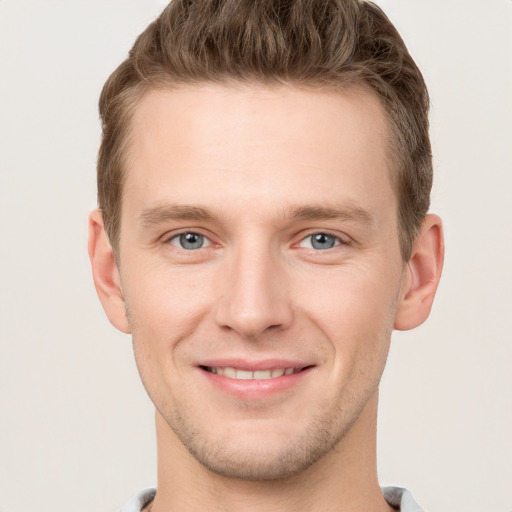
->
164, 231, 348, 252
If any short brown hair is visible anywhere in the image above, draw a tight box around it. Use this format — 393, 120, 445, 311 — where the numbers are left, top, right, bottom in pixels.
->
98, 0, 432, 260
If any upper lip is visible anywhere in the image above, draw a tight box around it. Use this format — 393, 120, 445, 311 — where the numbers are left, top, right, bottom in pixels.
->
197, 358, 313, 371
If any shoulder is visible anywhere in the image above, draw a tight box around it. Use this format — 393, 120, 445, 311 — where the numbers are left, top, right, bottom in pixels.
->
382, 487, 425, 512
119, 488, 156, 512
120, 486, 424, 512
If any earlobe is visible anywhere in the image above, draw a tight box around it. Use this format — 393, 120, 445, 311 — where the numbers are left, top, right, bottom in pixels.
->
394, 214, 445, 331
88, 210, 131, 334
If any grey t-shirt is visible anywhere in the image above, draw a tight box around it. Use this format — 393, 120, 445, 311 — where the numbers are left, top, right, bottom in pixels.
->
119, 486, 425, 511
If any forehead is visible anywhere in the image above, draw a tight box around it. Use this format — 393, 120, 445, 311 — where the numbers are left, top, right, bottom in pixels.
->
124, 83, 394, 224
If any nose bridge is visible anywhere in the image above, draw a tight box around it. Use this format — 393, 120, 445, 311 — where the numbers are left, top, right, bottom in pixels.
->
214, 235, 292, 338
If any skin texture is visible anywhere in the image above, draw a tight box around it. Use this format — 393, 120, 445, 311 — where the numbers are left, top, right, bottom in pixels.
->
89, 84, 444, 512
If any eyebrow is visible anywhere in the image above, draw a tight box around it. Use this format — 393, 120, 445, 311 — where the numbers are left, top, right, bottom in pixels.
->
138, 204, 216, 226
138, 202, 374, 227
283, 204, 374, 225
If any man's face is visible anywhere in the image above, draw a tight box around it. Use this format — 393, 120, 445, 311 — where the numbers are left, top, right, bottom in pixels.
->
117, 84, 406, 479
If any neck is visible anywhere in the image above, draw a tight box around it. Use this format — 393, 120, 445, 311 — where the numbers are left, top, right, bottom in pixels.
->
149, 392, 392, 512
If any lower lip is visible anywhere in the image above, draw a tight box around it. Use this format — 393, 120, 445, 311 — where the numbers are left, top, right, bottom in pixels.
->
199, 367, 314, 400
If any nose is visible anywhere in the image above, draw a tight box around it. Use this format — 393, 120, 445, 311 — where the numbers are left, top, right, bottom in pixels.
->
213, 242, 293, 339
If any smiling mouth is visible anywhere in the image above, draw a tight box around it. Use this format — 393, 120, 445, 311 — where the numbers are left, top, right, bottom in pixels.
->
199, 366, 312, 380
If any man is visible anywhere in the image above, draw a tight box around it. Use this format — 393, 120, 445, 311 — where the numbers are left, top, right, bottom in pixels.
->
88, 0, 444, 510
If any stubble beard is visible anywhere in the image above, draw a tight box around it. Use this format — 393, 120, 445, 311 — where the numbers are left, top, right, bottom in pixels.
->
154, 336, 392, 481
155, 374, 382, 481
126, 296, 396, 482
130, 335, 390, 482
164, 403, 353, 480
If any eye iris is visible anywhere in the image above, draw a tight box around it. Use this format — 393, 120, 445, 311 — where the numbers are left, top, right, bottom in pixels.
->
311, 233, 336, 250
179, 233, 204, 250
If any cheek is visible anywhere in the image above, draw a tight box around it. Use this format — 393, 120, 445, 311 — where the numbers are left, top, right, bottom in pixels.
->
123, 260, 213, 336
296, 264, 399, 370
298, 262, 399, 326
124, 266, 210, 399
121, 263, 218, 395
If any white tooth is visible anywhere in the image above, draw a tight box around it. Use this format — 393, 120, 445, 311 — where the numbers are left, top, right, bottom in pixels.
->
224, 367, 236, 378
213, 367, 294, 379
235, 369, 254, 380
254, 370, 272, 380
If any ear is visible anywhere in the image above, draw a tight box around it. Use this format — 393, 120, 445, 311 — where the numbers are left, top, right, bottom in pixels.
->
88, 210, 131, 334
394, 214, 445, 331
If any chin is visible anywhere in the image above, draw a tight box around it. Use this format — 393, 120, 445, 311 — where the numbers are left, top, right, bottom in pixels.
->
168, 411, 351, 481
188, 440, 332, 481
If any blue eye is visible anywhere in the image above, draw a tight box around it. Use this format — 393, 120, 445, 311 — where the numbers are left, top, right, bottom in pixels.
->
169, 232, 210, 250
301, 233, 340, 250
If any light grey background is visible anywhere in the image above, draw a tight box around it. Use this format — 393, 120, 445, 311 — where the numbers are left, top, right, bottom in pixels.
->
1, 1, 511, 511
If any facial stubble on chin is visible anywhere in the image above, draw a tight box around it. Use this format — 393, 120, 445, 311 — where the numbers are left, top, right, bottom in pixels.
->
123, 289, 398, 481
143, 341, 389, 482
162, 366, 387, 482
165, 399, 352, 480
